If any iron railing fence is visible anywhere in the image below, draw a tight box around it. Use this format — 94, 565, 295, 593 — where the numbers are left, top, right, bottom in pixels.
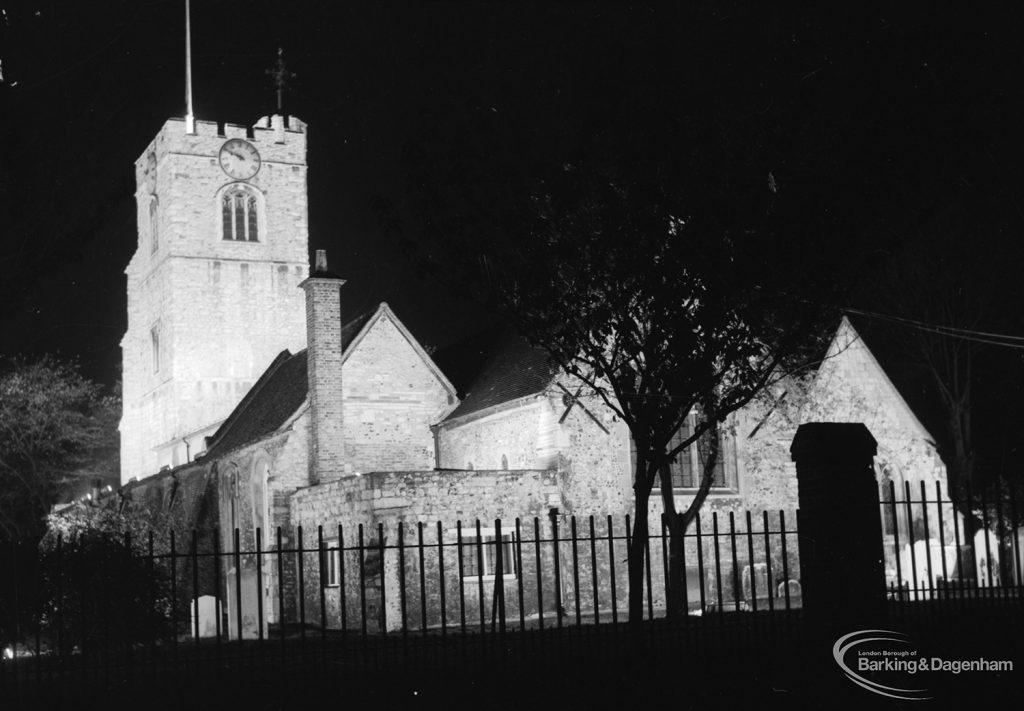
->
5, 481, 1024, 698
1, 510, 801, 655
879, 479, 1024, 603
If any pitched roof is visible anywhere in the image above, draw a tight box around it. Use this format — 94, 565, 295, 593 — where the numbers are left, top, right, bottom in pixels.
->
840, 313, 942, 441
204, 309, 374, 458
438, 329, 558, 422
204, 350, 308, 458
434, 315, 942, 438
341, 303, 457, 398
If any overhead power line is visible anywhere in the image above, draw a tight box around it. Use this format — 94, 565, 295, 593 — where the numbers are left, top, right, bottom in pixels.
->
844, 307, 1024, 349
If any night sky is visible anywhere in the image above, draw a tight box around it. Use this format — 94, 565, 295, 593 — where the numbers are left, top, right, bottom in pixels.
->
2, 3, 1023, 408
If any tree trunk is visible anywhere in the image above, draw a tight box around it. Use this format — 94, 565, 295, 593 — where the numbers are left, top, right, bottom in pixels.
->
659, 467, 685, 618
628, 479, 651, 627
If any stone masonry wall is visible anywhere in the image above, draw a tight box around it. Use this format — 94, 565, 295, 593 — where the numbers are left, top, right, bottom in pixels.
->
555, 386, 634, 517
340, 312, 453, 473
436, 400, 548, 471
737, 320, 945, 523
291, 469, 563, 632
209, 414, 311, 628
809, 320, 945, 487
434, 375, 812, 618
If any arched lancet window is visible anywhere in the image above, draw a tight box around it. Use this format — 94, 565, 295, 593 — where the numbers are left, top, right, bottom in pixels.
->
150, 325, 160, 373
149, 195, 159, 253
252, 459, 270, 537
225, 465, 241, 534
221, 185, 260, 242
877, 458, 908, 539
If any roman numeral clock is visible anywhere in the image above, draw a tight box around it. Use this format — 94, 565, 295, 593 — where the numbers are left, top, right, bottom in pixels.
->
218, 138, 262, 180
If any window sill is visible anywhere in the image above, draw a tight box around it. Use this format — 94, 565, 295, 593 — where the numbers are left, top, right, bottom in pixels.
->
461, 574, 518, 584
672, 488, 740, 497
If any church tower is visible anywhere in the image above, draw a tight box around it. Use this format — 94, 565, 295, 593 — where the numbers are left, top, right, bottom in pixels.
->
119, 115, 309, 482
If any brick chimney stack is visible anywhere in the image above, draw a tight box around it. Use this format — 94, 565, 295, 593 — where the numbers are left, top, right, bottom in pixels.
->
299, 250, 346, 484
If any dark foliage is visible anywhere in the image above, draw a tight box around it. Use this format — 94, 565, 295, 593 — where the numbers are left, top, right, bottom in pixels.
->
1, 531, 173, 656
0, 357, 119, 540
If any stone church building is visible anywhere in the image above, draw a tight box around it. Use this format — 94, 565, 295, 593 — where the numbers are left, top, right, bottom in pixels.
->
109, 110, 950, 633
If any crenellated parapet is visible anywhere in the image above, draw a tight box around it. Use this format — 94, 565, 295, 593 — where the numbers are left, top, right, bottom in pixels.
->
135, 114, 308, 187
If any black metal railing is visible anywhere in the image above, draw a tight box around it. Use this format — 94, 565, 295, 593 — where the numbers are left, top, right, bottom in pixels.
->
5, 487, 1024, 702
1, 510, 801, 661
879, 479, 1024, 603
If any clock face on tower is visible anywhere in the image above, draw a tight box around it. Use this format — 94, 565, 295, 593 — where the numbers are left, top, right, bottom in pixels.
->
218, 138, 262, 180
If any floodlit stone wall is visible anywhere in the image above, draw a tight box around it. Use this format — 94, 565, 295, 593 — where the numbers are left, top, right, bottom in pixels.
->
340, 311, 453, 474
209, 411, 312, 626
120, 116, 309, 483
291, 469, 562, 631
553, 388, 634, 517
436, 399, 551, 470
435, 381, 633, 518
808, 319, 945, 487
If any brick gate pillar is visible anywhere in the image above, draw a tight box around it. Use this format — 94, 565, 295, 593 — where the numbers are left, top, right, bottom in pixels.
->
791, 422, 886, 631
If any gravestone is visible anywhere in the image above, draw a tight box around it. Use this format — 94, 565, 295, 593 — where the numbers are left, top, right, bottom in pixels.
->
191, 595, 219, 638
226, 568, 266, 639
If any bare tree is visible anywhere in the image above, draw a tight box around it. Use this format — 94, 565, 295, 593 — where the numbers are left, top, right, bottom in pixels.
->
385, 135, 839, 619
857, 206, 1024, 577
0, 357, 119, 540
377, 4, 883, 621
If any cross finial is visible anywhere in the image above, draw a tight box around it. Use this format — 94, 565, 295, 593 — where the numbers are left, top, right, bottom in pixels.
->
267, 46, 296, 113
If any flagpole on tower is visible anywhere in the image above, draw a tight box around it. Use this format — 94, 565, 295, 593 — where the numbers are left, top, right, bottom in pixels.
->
185, 0, 195, 133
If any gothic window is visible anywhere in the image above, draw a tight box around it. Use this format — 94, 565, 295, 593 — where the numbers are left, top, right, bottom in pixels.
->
221, 185, 260, 242
247, 195, 258, 239
877, 460, 909, 540
225, 465, 240, 534
629, 412, 735, 491
662, 413, 728, 489
151, 326, 160, 373
252, 459, 269, 535
149, 195, 159, 253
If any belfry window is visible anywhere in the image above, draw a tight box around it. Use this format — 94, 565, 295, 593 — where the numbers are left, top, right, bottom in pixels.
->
221, 186, 260, 242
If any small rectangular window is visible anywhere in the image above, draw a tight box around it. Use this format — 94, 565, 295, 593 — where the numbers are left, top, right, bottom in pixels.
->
455, 528, 517, 581
322, 539, 339, 587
